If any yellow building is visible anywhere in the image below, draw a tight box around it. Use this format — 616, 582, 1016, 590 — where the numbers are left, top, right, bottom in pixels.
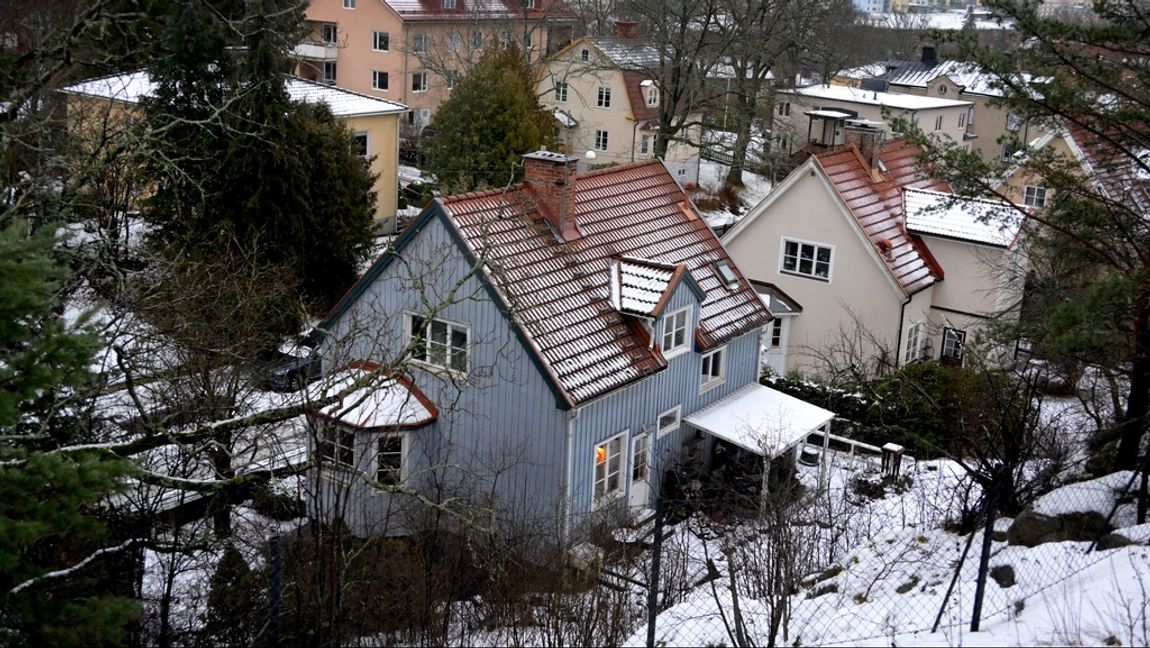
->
61, 71, 409, 232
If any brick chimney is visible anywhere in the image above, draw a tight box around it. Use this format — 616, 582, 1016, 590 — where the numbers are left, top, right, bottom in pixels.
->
614, 20, 638, 39
921, 45, 938, 66
843, 121, 886, 170
523, 151, 580, 241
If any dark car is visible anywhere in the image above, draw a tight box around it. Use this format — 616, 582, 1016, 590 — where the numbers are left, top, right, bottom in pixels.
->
259, 349, 322, 392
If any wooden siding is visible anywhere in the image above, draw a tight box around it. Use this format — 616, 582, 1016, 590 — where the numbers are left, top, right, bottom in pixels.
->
569, 278, 764, 520
322, 216, 569, 536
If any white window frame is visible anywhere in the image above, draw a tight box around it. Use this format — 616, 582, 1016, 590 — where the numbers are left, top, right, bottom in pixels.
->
594, 129, 609, 151
412, 71, 428, 93
342, 0, 356, 9
448, 31, 462, 53
525, 0, 536, 8
646, 85, 658, 107
1023, 185, 1047, 208
661, 307, 690, 358
554, 81, 568, 102
322, 61, 337, 83
941, 328, 965, 361
780, 237, 833, 281
934, 114, 943, 131
407, 312, 469, 374
592, 431, 627, 507
412, 32, 430, 54
656, 405, 681, 439
322, 23, 338, 44
317, 423, 356, 478
777, 101, 790, 116
958, 111, 966, 128
631, 432, 650, 483
700, 346, 726, 393
371, 69, 388, 91
597, 86, 611, 108
445, 69, 459, 89
352, 131, 369, 158
904, 321, 926, 364
375, 433, 408, 487
768, 318, 782, 348
372, 30, 389, 52
640, 134, 651, 155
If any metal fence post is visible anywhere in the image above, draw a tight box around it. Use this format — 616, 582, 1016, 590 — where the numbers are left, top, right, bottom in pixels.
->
647, 497, 666, 648
971, 468, 1001, 632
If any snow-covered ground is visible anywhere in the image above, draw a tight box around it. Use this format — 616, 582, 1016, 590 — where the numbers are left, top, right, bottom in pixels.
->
694, 159, 773, 231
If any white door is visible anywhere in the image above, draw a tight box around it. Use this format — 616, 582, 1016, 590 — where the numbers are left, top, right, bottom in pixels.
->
765, 318, 788, 375
629, 432, 651, 508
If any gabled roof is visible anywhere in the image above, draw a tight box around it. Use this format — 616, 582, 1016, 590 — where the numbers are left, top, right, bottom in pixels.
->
326, 161, 771, 407
383, 0, 576, 21
883, 60, 1005, 98
904, 188, 1023, 248
610, 256, 703, 318
1063, 123, 1150, 218
590, 37, 661, 69
61, 70, 409, 117
813, 140, 948, 294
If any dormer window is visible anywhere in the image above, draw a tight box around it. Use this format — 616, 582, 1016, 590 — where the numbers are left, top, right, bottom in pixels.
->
646, 85, 658, 107
661, 307, 690, 358
581, 48, 589, 62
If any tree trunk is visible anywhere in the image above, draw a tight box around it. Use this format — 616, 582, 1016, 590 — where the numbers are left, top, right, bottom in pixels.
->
724, 75, 760, 188
1116, 306, 1150, 470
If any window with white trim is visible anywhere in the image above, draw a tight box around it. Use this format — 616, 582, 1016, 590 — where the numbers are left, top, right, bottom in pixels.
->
657, 405, 681, 438
941, 328, 965, 362
352, 131, 369, 158
597, 86, 611, 108
412, 71, 428, 92
594, 129, 608, 151
318, 424, 355, 470
376, 434, 406, 486
646, 85, 658, 107
904, 321, 926, 364
408, 314, 469, 373
442, 0, 456, 8
372, 30, 389, 51
934, 114, 943, 131
632, 433, 650, 482
768, 318, 782, 348
371, 70, 388, 91
958, 111, 966, 128
322, 23, 338, 44
701, 347, 726, 391
593, 432, 625, 504
554, 81, 568, 102
640, 134, 651, 155
661, 307, 690, 356
342, 0, 356, 8
777, 101, 790, 116
323, 61, 337, 83
448, 31, 462, 52
525, 0, 536, 7
412, 32, 430, 54
781, 238, 832, 280
1023, 185, 1047, 208
471, 31, 483, 50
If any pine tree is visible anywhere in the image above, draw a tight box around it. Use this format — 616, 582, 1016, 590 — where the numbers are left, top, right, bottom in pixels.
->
0, 220, 137, 645
424, 45, 556, 193
909, 0, 1150, 471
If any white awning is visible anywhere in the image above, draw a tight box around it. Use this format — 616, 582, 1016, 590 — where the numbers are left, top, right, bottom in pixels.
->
685, 384, 834, 458
804, 109, 853, 120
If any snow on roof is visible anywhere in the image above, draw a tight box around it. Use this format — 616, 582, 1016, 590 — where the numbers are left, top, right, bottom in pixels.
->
552, 107, 578, 128
904, 188, 1022, 248
805, 109, 855, 119
313, 365, 436, 430
884, 59, 1006, 97
612, 257, 681, 317
685, 383, 835, 458
782, 84, 972, 110
61, 70, 408, 117
591, 38, 661, 68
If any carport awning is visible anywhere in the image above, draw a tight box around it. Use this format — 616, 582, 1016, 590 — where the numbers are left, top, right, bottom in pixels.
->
685, 384, 835, 458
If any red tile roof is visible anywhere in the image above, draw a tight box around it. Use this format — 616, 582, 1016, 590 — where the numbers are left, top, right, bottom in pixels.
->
441, 161, 771, 405
1064, 123, 1150, 218
384, 0, 576, 20
814, 140, 948, 294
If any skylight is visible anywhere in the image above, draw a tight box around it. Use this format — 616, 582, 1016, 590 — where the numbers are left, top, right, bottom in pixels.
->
715, 260, 738, 287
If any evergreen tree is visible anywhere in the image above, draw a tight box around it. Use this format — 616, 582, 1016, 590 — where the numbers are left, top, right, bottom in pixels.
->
143, 0, 375, 316
424, 45, 556, 193
909, 0, 1150, 471
0, 220, 137, 645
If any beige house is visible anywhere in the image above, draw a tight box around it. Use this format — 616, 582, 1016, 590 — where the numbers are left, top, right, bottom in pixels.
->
722, 125, 1024, 377
297, 0, 575, 138
773, 83, 973, 157
536, 33, 701, 185
834, 47, 1045, 163
61, 71, 409, 232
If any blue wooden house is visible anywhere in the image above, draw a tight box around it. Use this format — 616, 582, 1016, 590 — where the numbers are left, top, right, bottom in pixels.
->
313, 152, 834, 537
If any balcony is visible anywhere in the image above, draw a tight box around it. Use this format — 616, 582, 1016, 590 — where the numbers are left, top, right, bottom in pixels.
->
293, 41, 338, 61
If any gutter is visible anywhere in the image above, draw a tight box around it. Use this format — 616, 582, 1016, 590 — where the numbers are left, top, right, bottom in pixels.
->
895, 293, 912, 368
560, 406, 581, 540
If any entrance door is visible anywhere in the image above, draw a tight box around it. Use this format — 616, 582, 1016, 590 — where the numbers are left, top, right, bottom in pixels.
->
765, 317, 788, 375
629, 432, 651, 509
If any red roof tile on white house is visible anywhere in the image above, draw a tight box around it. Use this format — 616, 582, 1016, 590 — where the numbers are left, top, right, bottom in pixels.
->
440, 160, 772, 405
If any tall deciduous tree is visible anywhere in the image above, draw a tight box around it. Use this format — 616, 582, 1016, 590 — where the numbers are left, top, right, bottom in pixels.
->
424, 44, 556, 193
909, 0, 1150, 472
